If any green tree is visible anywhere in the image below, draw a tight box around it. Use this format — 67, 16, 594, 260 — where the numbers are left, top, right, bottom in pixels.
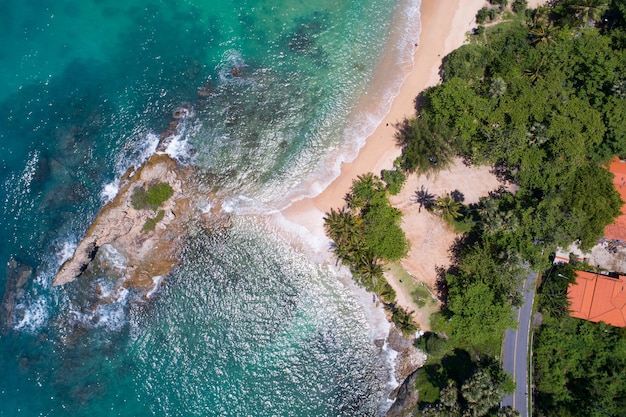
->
447, 282, 515, 355
395, 114, 456, 175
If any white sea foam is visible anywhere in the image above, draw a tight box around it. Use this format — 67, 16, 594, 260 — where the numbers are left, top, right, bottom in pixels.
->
217, 50, 249, 84
69, 281, 129, 331
99, 244, 127, 270
145, 275, 164, 299
276, 0, 422, 211
163, 131, 189, 161
57, 240, 77, 264
101, 181, 120, 203
139, 132, 160, 162
198, 199, 213, 214
14, 296, 49, 333
222, 195, 271, 215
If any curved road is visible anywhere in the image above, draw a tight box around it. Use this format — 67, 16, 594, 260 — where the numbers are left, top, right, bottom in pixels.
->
501, 271, 538, 417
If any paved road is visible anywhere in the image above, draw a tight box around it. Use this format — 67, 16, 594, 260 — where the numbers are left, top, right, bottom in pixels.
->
502, 271, 537, 417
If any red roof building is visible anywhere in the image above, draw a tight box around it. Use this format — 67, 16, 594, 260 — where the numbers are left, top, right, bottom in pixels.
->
568, 270, 626, 327
604, 158, 626, 240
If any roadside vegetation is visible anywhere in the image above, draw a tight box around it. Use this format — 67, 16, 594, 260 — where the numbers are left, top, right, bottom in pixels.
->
399, 0, 626, 415
533, 264, 626, 416
327, 0, 625, 415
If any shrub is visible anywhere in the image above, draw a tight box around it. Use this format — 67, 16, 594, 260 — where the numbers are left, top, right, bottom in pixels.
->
512, 0, 527, 13
142, 210, 165, 233
476, 7, 490, 24
381, 169, 407, 195
132, 182, 174, 211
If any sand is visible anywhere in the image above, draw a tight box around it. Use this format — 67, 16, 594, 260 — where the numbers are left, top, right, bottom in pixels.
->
282, 0, 540, 329
283, 0, 488, 234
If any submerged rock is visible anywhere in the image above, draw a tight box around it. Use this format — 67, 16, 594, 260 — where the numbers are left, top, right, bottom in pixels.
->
1, 259, 33, 333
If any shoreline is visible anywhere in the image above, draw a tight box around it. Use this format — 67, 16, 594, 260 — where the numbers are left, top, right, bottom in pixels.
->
282, 0, 488, 327
283, 0, 486, 233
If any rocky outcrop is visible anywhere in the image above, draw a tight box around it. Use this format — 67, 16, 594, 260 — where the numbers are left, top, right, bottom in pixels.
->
54, 154, 179, 286
387, 369, 420, 417
53, 152, 224, 289
386, 326, 427, 417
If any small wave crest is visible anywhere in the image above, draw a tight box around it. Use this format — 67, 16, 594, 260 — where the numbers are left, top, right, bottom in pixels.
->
217, 50, 250, 84
101, 181, 119, 203
145, 275, 164, 299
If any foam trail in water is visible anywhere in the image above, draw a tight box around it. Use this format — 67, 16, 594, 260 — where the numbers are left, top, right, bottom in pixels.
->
68, 281, 129, 331
57, 240, 77, 265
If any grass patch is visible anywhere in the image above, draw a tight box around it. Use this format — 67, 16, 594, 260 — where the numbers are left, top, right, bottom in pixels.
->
387, 263, 436, 309
132, 182, 174, 211
411, 285, 432, 308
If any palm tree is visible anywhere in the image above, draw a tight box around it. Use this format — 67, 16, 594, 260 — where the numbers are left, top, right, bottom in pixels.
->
530, 21, 557, 46
461, 370, 505, 417
374, 281, 397, 304
435, 192, 463, 223
523, 56, 547, 83
488, 77, 507, 98
355, 254, 383, 289
497, 406, 521, 417
413, 185, 436, 212
440, 381, 459, 408
389, 305, 418, 336
570, 0, 609, 27
324, 208, 364, 252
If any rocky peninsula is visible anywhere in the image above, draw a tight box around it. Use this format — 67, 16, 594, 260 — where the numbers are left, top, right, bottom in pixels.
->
53, 107, 228, 293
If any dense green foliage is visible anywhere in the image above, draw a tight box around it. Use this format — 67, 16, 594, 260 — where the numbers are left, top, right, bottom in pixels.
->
131, 182, 174, 211
324, 173, 413, 334
396, 1, 626, 414
381, 168, 407, 195
533, 265, 626, 416
413, 340, 518, 417
395, 114, 456, 175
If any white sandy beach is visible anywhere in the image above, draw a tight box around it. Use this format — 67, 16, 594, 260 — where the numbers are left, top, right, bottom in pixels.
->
283, 0, 538, 328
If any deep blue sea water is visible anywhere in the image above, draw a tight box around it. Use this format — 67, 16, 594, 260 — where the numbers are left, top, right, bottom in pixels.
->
0, 1, 421, 415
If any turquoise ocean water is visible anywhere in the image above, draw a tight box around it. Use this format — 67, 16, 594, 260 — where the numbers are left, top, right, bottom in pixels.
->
0, 1, 421, 415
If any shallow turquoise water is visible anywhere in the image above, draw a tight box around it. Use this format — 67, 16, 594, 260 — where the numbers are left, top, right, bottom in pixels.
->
0, 0, 420, 415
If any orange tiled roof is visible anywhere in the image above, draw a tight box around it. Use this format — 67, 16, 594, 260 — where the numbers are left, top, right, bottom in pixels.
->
567, 270, 626, 327
604, 158, 626, 240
